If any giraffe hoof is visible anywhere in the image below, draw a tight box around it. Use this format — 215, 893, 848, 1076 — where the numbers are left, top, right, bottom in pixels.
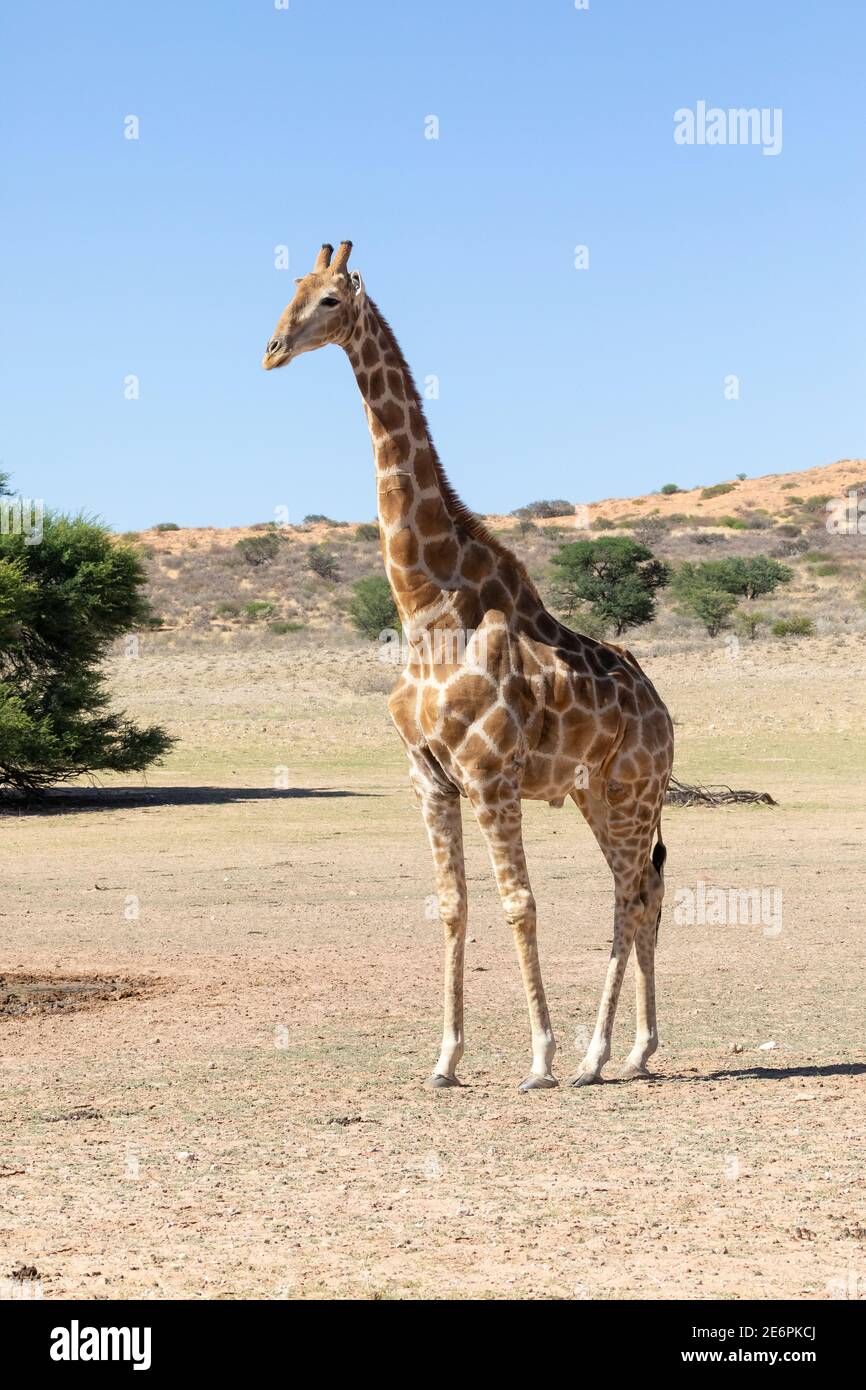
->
425, 1072, 462, 1089
568, 1071, 603, 1088
517, 1074, 558, 1092
614, 1062, 652, 1081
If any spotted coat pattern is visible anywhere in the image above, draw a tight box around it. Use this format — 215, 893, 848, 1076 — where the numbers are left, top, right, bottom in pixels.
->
264, 242, 675, 1090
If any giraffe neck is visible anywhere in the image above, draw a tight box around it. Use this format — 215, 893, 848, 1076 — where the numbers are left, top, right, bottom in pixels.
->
344, 299, 480, 625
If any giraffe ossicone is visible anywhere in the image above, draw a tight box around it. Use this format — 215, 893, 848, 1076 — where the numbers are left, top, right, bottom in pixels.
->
264, 241, 675, 1091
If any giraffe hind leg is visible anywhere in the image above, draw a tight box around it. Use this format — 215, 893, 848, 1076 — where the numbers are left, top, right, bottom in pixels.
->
569, 790, 664, 1086
614, 833, 666, 1079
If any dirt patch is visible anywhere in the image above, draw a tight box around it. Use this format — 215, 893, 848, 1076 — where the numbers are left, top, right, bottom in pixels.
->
44, 1107, 104, 1123
0, 974, 148, 1020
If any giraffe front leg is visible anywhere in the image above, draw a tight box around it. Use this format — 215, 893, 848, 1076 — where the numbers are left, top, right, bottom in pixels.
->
468, 787, 557, 1091
415, 784, 468, 1088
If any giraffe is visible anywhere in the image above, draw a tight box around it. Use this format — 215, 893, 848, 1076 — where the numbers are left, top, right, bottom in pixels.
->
263, 241, 674, 1091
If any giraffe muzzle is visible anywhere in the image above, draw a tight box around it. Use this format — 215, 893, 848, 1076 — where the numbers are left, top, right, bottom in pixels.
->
262, 336, 294, 370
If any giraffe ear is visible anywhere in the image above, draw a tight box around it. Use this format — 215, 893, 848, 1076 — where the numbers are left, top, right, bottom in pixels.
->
350, 269, 364, 298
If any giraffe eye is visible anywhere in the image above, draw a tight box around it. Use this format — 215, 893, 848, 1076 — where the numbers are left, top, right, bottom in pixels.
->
320, 296, 339, 307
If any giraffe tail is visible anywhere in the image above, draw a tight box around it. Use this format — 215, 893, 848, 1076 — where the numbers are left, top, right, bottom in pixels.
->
650, 821, 667, 943
652, 829, 666, 877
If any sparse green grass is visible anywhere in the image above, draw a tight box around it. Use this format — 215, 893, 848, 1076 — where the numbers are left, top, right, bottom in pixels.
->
242, 600, 275, 620
772, 614, 816, 637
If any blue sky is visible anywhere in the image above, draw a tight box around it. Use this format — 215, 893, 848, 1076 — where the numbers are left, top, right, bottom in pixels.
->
1, 0, 863, 531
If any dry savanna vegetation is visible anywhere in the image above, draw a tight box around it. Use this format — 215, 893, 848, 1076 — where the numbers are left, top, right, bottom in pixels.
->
133, 458, 866, 652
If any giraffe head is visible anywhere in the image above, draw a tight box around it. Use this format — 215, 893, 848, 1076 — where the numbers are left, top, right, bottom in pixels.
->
262, 240, 364, 370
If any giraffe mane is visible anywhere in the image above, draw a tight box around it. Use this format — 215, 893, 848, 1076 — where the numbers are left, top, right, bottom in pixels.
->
367, 299, 543, 605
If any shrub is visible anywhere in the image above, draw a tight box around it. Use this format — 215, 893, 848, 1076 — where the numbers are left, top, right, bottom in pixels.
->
810, 561, 841, 577
736, 472, 747, 481
242, 601, 275, 620
700, 482, 736, 499
214, 602, 240, 618
269, 620, 304, 634
772, 615, 815, 638
772, 536, 809, 557
348, 575, 398, 639
354, 522, 380, 542
733, 608, 768, 641
718, 516, 747, 529
235, 534, 280, 567
154, 521, 180, 532
632, 518, 668, 547
589, 515, 616, 530
0, 513, 173, 793
550, 536, 669, 635
676, 585, 738, 636
660, 483, 682, 495
511, 499, 573, 520
308, 544, 340, 580
303, 513, 346, 526
802, 493, 832, 512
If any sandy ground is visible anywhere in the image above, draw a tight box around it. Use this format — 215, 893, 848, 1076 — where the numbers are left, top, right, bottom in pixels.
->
1, 636, 865, 1300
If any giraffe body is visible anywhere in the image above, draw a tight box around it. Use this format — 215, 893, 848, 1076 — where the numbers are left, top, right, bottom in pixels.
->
264, 243, 674, 1089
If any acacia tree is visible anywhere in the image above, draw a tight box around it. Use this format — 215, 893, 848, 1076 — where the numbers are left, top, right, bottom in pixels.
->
671, 557, 792, 637
550, 536, 669, 635
676, 556, 792, 601
0, 511, 173, 794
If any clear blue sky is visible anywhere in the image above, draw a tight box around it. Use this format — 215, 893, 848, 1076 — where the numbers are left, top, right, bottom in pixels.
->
2, 0, 863, 531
